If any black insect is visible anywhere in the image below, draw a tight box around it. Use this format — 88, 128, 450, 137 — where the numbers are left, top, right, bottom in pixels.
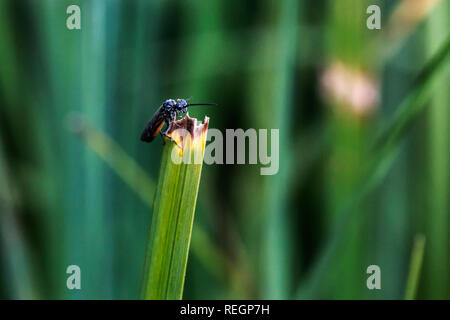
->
140, 98, 216, 144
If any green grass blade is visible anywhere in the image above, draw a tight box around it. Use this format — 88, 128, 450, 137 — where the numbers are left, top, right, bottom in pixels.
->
67, 113, 156, 207
373, 33, 450, 154
69, 114, 230, 285
405, 235, 426, 300
424, 2, 449, 298
0, 144, 36, 299
141, 116, 209, 299
296, 36, 449, 298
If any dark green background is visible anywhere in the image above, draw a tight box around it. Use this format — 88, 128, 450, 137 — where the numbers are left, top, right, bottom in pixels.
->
0, 0, 448, 299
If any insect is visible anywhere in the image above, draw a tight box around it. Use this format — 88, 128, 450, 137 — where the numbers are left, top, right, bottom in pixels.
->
140, 98, 217, 145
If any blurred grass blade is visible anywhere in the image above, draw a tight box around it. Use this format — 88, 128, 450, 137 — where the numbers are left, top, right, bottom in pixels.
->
0, 145, 35, 299
423, 2, 449, 299
142, 116, 209, 299
296, 36, 449, 298
405, 235, 426, 300
69, 114, 229, 283
380, 0, 442, 60
67, 113, 156, 207
373, 34, 450, 153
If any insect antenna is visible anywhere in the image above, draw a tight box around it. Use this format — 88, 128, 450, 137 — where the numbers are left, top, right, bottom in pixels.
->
186, 103, 218, 107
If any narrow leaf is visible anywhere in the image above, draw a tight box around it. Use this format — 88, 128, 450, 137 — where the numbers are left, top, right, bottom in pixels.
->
142, 115, 209, 299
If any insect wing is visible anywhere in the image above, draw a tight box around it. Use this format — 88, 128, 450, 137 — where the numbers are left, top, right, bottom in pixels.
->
140, 109, 165, 142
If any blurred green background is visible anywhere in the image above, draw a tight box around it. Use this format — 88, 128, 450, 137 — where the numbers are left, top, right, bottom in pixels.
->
0, 0, 448, 299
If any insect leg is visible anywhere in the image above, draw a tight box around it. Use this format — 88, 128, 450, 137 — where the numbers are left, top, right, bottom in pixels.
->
159, 131, 166, 145
171, 113, 182, 128
162, 133, 182, 149
161, 122, 182, 149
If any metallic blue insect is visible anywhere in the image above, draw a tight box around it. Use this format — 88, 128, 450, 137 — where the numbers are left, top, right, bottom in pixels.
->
140, 98, 216, 144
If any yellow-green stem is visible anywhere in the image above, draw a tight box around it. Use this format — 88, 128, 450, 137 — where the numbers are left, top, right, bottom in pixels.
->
405, 235, 426, 300
141, 115, 209, 299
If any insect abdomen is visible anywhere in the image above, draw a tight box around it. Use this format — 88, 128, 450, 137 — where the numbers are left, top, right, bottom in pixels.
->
140, 108, 166, 143
140, 120, 163, 142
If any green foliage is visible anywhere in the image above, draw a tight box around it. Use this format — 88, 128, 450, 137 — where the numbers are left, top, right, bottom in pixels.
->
405, 235, 426, 300
0, 0, 448, 300
141, 118, 208, 299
